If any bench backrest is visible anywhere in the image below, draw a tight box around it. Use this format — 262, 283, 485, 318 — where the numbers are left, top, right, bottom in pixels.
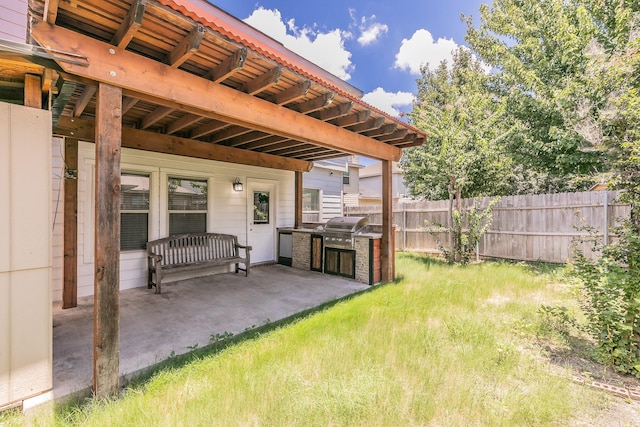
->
147, 233, 239, 267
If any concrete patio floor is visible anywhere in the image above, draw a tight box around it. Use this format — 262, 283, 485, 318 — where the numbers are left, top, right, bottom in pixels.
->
52, 264, 370, 402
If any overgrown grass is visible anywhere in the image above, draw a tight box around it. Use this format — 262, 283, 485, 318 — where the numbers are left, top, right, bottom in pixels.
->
8, 254, 614, 426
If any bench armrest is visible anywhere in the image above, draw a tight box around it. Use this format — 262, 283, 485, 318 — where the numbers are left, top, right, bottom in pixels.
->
147, 252, 163, 266
236, 243, 252, 251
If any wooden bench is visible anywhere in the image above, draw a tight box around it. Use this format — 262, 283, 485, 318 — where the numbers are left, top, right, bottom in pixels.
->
146, 233, 251, 294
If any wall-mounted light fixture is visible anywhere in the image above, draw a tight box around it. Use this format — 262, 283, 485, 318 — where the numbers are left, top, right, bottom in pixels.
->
233, 177, 243, 192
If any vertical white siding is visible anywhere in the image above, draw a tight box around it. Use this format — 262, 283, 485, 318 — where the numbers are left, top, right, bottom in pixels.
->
50, 141, 295, 302
0, 0, 27, 43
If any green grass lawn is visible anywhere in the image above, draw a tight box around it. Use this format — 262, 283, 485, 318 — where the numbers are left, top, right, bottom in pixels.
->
2, 254, 624, 426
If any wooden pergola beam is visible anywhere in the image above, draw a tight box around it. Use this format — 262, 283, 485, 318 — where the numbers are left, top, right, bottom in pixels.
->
207, 48, 246, 83
331, 110, 370, 127
274, 80, 310, 105
210, 126, 252, 144
140, 105, 173, 129
55, 116, 313, 172
93, 83, 122, 397
190, 120, 228, 139
122, 96, 139, 114
377, 128, 409, 142
236, 135, 288, 150
73, 85, 96, 117
111, 0, 146, 49
295, 171, 303, 228
43, 0, 60, 24
225, 130, 270, 147
292, 92, 333, 114
166, 25, 204, 68
32, 23, 402, 161
24, 74, 42, 109
63, 137, 78, 309
347, 116, 384, 133
242, 66, 282, 95
363, 123, 397, 138
165, 113, 202, 135
381, 160, 394, 282
312, 102, 353, 121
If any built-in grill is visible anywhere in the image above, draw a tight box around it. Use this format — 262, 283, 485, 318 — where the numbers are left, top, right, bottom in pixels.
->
322, 216, 369, 249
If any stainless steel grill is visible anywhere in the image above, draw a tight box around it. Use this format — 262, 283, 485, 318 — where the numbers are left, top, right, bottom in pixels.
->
322, 216, 369, 249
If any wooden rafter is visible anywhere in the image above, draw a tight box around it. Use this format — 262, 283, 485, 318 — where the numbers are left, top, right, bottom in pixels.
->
396, 136, 425, 148
225, 130, 270, 147
32, 23, 402, 161
165, 113, 202, 134
55, 116, 313, 172
364, 123, 397, 138
347, 117, 384, 133
236, 135, 288, 150
292, 92, 333, 114
111, 0, 146, 49
140, 105, 173, 129
377, 128, 409, 142
242, 66, 282, 95
122, 96, 139, 114
43, 0, 60, 24
312, 102, 353, 121
331, 110, 370, 127
207, 48, 247, 83
210, 126, 252, 144
258, 140, 295, 153
166, 25, 205, 68
274, 80, 310, 105
73, 85, 96, 117
190, 119, 228, 139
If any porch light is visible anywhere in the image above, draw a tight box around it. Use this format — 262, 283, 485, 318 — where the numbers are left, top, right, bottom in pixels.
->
233, 178, 243, 192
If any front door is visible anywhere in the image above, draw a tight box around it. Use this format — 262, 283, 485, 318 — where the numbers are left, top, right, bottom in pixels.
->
247, 180, 276, 264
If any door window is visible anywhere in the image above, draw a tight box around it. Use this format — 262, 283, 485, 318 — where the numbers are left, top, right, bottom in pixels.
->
253, 191, 270, 224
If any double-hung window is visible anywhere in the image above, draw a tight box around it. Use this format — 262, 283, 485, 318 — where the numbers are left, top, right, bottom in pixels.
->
302, 188, 320, 223
168, 177, 207, 234
120, 173, 150, 251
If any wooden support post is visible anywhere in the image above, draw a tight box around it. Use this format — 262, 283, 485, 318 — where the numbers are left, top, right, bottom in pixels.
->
24, 74, 42, 109
295, 171, 303, 228
93, 83, 122, 397
381, 160, 394, 282
63, 138, 78, 309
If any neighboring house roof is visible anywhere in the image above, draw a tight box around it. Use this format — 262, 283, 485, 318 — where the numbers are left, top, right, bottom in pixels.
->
359, 161, 403, 178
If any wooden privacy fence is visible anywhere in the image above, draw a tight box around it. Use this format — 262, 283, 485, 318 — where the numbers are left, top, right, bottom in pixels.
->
345, 191, 630, 263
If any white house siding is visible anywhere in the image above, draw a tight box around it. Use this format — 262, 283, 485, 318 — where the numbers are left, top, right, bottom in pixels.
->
51, 140, 294, 302
0, 0, 27, 43
303, 166, 343, 222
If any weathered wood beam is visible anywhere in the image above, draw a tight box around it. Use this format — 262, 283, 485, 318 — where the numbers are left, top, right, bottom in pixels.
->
32, 23, 402, 161
396, 136, 425, 148
55, 116, 313, 172
210, 126, 252, 144
207, 48, 247, 83
73, 85, 96, 117
165, 113, 202, 134
363, 123, 397, 138
24, 74, 42, 108
93, 83, 122, 398
190, 119, 228, 139
42, 68, 56, 93
381, 159, 394, 282
257, 140, 295, 153
63, 138, 78, 309
166, 25, 204, 68
242, 66, 282, 95
295, 171, 303, 228
269, 144, 320, 157
43, 0, 60, 24
347, 117, 384, 133
274, 80, 310, 105
121, 96, 139, 114
292, 92, 333, 114
140, 105, 173, 129
111, 0, 146, 49
330, 110, 370, 127
312, 102, 353, 121
377, 128, 408, 142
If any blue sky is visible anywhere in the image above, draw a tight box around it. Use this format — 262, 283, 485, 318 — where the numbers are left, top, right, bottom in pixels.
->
211, 1, 487, 118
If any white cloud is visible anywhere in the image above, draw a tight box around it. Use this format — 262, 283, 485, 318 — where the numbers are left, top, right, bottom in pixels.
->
394, 29, 459, 74
348, 10, 388, 47
244, 7, 354, 80
362, 87, 414, 117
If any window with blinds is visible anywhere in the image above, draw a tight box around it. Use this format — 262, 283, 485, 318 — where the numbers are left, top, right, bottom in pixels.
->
120, 173, 150, 251
168, 177, 207, 235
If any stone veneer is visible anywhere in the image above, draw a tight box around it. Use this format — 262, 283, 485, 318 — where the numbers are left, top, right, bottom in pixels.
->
292, 232, 311, 270
355, 236, 370, 284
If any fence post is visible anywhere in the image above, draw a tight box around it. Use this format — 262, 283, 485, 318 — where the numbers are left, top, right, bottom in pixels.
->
402, 202, 407, 251
603, 191, 609, 246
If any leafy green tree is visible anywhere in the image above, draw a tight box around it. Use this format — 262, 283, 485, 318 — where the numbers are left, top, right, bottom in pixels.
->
402, 47, 511, 262
464, 0, 609, 190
